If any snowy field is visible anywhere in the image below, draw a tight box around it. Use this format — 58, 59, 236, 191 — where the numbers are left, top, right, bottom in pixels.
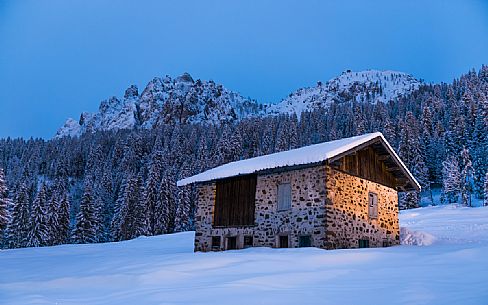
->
1, 205, 488, 305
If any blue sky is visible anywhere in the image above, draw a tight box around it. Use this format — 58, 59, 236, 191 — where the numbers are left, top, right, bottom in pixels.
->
1, 0, 488, 139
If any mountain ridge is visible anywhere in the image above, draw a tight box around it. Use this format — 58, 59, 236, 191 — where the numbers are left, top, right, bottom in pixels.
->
55, 70, 422, 138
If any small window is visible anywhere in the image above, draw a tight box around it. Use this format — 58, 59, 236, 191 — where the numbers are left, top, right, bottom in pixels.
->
244, 236, 253, 248
359, 239, 370, 248
299, 235, 312, 247
382, 240, 389, 247
277, 183, 292, 211
226, 236, 237, 250
368, 192, 378, 219
211, 236, 221, 251
279, 235, 289, 248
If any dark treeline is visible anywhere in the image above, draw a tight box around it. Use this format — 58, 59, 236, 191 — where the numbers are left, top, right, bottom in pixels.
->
0, 67, 487, 248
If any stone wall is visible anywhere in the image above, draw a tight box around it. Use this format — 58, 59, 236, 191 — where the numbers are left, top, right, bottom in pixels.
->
194, 166, 327, 252
193, 164, 400, 252
324, 166, 400, 249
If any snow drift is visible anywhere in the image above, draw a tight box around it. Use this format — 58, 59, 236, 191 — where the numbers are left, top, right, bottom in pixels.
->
1, 205, 487, 305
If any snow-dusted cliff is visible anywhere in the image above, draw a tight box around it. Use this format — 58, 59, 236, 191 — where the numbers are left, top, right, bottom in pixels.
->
56, 70, 422, 138
267, 70, 422, 116
55, 73, 265, 138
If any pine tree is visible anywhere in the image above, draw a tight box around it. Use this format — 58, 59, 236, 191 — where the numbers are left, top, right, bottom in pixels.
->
441, 155, 462, 204
0, 168, 10, 243
143, 151, 164, 235
111, 175, 145, 241
72, 186, 97, 244
382, 118, 397, 147
228, 128, 243, 162
46, 192, 60, 246
47, 179, 70, 246
92, 195, 105, 242
132, 173, 148, 238
6, 183, 30, 248
98, 167, 114, 242
289, 113, 299, 149
154, 175, 172, 235
353, 103, 366, 136
175, 186, 191, 232
399, 192, 420, 210
397, 113, 427, 209
484, 172, 488, 207
111, 180, 130, 241
459, 147, 474, 207
421, 105, 436, 183
274, 116, 290, 152
57, 192, 71, 244
27, 183, 49, 247
217, 126, 243, 163
471, 99, 488, 198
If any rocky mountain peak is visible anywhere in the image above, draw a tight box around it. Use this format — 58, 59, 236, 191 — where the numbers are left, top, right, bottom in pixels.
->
175, 72, 194, 83
55, 70, 422, 138
124, 85, 139, 99
267, 70, 422, 116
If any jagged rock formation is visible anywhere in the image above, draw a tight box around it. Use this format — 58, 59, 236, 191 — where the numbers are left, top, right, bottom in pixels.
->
56, 70, 421, 138
56, 73, 265, 138
268, 70, 421, 116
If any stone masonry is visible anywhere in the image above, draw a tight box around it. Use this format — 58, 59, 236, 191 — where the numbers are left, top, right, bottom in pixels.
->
194, 166, 327, 251
324, 166, 400, 249
194, 164, 400, 251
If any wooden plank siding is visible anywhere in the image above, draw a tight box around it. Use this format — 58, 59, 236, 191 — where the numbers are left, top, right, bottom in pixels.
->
214, 174, 257, 227
332, 147, 398, 189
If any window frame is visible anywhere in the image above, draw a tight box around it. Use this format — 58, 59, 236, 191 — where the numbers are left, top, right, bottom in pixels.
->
277, 183, 292, 211
368, 192, 378, 219
359, 239, 370, 248
299, 235, 312, 247
226, 236, 237, 250
211, 236, 221, 251
278, 235, 289, 248
243, 235, 254, 248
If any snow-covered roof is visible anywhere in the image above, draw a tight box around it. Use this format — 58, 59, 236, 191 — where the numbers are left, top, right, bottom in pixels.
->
177, 132, 421, 191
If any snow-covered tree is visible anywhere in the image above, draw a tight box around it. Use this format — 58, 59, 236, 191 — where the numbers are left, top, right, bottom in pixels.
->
471, 99, 488, 198
289, 113, 299, 150
57, 192, 71, 244
0, 168, 10, 243
6, 183, 30, 248
154, 175, 173, 235
46, 192, 60, 246
143, 151, 164, 235
459, 147, 474, 206
132, 173, 148, 238
112, 175, 145, 241
72, 186, 97, 244
397, 113, 427, 209
484, 172, 488, 206
27, 183, 49, 247
175, 186, 191, 232
441, 156, 462, 204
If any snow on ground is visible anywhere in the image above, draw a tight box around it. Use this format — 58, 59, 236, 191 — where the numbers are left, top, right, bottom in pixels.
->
400, 205, 488, 245
1, 206, 488, 305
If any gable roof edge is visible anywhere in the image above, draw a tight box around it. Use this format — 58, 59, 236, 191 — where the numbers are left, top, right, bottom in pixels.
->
177, 132, 421, 192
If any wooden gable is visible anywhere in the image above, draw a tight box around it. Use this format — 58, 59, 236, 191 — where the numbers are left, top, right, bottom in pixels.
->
327, 137, 420, 192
